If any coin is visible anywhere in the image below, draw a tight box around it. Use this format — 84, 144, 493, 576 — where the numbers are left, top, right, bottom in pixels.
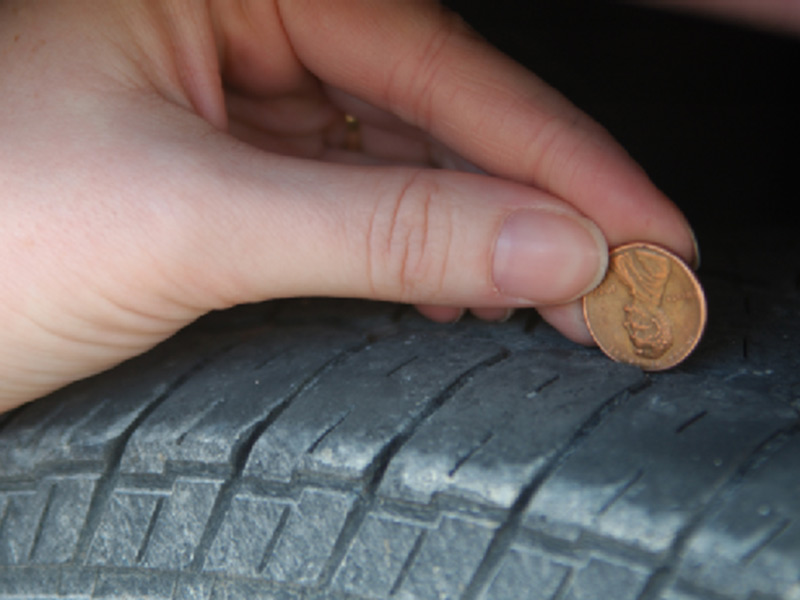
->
582, 242, 706, 371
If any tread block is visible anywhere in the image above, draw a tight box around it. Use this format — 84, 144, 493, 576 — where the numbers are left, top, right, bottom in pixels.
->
88, 489, 167, 567
262, 489, 355, 585
673, 435, 800, 600
524, 376, 797, 555
120, 328, 360, 475
394, 515, 494, 600
0, 332, 221, 477
244, 332, 503, 484
378, 352, 643, 508
0, 567, 60, 597
203, 494, 290, 577
141, 478, 222, 571
0, 486, 50, 565
561, 558, 648, 600
332, 514, 424, 597
30, 475, 98, 564
483, 545, 570, 600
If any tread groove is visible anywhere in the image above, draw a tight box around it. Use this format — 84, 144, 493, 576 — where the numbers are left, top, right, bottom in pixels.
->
257, 505, 291, 574
636, 425, 800, 600
364, 349, 511, 495
135, 496, 164, 564
675, 411, 709, 434
175, 395, 229, 446
449, 432, 494, 477
26, 483, 55, 562
14, 403, 67, 445
187, 341, 372, 572
233, 341, 372, 477
534, 375, 560, 394
597, 468, 645, 516
740, 517, 792, 566
252, 352, 281, 372
314, 493, 370, 587
314, 350, 511, 590
306, 410, 352, 455
461, 380, 642, 600
628, 376, 653, 395
70, 348, 232, 565
389, 530, 427, 597
63, 402, 107, 446
0, 497, 10, 535
549, 567, 575, 600
385, 356, 419, 378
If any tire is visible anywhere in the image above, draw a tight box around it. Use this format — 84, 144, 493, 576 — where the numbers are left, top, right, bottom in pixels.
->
3, 4, 799, 600
1, 219, 799, 600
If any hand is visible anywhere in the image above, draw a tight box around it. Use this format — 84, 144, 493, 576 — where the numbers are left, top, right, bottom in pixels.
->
0, 0, 696, 411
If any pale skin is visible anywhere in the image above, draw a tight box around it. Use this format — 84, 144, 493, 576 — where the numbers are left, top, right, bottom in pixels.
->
6, 0, 784, 413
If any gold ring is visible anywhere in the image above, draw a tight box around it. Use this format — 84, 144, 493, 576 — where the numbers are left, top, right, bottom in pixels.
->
344, 114, 362, 152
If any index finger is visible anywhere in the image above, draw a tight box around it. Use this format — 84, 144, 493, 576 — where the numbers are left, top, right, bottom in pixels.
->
278, 0, 698, 264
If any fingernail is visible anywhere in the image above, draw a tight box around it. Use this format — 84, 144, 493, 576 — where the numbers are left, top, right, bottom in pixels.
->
689, 227, 701, 270
450, 308, 467, 323
497, 308, 515, 323
492, 210, 607, 304
469, 307, 515, 322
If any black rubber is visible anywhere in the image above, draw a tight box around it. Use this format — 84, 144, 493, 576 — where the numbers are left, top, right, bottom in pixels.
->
2, 3, 799, 599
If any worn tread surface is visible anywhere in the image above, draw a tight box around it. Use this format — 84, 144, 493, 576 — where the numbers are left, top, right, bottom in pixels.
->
2, 4, 799, 599
1, 227, 799, 600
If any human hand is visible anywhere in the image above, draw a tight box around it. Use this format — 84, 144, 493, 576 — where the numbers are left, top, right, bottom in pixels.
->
0, 0, 696, 411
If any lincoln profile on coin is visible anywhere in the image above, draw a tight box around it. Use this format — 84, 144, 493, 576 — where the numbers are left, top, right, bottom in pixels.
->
613, 249, 674, 359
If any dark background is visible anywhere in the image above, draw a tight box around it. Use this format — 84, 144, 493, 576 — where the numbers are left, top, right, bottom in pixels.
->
444, 0, 799, 248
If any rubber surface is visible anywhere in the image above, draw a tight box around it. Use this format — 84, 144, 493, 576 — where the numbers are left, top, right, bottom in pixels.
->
2, 3, 799, 599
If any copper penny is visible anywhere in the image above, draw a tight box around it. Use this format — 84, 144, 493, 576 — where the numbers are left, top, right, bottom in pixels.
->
582, 242, 707, 371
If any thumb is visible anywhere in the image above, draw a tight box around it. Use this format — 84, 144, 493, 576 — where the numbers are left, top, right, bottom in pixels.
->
169, 138, 608, 312
0, 130, 606, 409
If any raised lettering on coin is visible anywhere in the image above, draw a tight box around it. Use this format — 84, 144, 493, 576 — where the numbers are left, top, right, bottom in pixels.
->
582, 243, 706, 371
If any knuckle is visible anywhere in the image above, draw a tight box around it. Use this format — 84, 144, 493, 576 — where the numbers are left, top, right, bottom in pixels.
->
367, 171, 452, 301
522, 111, 609, 190
383, 8, 464, 128
521, 116, 572, 185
